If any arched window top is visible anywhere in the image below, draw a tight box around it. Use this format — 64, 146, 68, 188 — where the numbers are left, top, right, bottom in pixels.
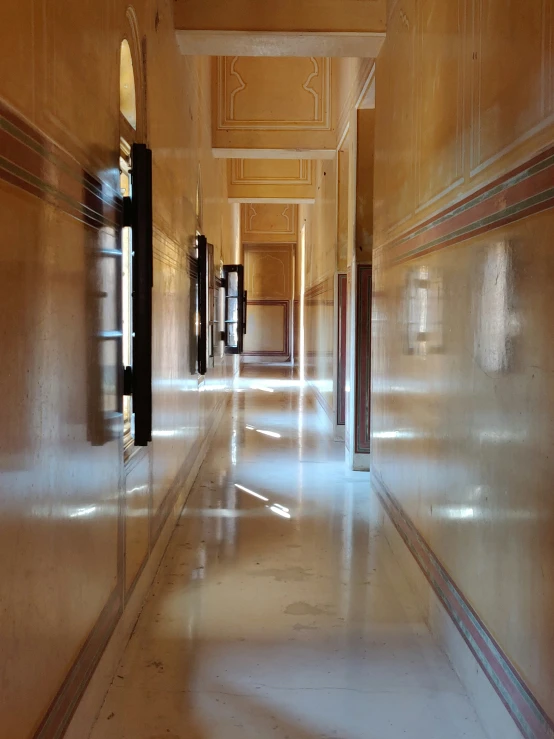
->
120, 39, 137, 129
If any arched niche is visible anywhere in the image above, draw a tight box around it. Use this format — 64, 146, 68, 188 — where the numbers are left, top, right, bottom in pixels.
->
120, 7, 146, 143
120, 39, 136, 129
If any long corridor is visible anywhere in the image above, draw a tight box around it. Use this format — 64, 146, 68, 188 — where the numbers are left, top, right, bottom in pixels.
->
89, 368, 488, 739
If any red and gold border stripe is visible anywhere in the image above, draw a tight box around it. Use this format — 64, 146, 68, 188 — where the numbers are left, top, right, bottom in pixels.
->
376, 145, 554, 264
0, 100, 120, 229
372, 470, 554, 739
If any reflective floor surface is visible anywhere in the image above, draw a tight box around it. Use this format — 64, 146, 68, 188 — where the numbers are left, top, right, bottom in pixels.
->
89, 366, 488, 739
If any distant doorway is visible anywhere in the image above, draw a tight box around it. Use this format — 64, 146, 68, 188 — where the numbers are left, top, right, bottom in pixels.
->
242, 244, 295, 363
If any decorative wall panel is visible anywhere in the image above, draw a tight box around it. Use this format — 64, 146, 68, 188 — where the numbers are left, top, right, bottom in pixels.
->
228, 159, 316, 200
244, 245, 293, 299
37, 0, 114, 168
217, 56, 331, 130
242, 203, 298, 243
470, 0, 553, 176
213, 56, 336, 153
415, 0, 464, 211
243, 301, 290, 357
375, 0, 554, 249
231, 159, 313, 185
1, 1, 36, 119
244, 244, 293, 359
378, 0, 416, 237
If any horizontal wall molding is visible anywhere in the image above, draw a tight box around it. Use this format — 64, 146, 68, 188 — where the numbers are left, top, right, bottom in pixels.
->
0, 102, 191, 275
230, 158, 314, 186
376, 145, 554, 264
306, 350, 333, 358
230, 197, 315, 204
33, 588, 121, 739
0, 100, 120, 229
305, 275, 333, 299
213, 148, 337, 160
372, 469, 554, 739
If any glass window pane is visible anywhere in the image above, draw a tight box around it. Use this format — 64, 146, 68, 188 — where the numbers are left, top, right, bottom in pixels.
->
227, 296, 238, 323
226, 322, 239, 348
228, 271, 239, 297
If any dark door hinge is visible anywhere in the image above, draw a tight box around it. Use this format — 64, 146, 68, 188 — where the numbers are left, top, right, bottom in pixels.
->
123, 365, 133, 396
122, 196, 132, 228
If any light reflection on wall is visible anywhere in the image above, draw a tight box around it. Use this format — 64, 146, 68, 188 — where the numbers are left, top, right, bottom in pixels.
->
85, 224, 122, 446
404, 266, 444, 357
474, 241, 519, 376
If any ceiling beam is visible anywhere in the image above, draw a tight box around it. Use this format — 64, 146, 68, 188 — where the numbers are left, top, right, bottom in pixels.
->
213, 148, 337, 160
177, 31, 385, 58
229, 197, 315, 204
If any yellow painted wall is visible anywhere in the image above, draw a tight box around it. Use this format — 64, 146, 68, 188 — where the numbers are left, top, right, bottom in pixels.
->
334, 58, 374, 144
337, 147, 351, 272
242, 203, 298, 243
228, 159, 316, 201
302, 160, 338, 417
373, 0, 554, 722
305, 160, 339, 284
213, 56, 335, 154
356, 109, 375, 263
243, 244, 294, 360
0, 1, 234, 737
175, 0, 387, 33
213, 56, 375, 156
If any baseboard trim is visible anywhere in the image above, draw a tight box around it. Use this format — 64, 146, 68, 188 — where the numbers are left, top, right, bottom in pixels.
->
352, 451, 370, 471
33, 588, 121, 739
372, 469, 553, 739
307, 381, 334, 429
61, 393, 230, 739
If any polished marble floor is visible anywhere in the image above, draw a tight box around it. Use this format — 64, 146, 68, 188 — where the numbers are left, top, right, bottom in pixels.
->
89, 367, 489, 739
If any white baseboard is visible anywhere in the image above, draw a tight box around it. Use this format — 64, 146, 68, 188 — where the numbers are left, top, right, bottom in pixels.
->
307, 382, 334, 432
333, 423, 345, 442
352, 450, 370, 471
